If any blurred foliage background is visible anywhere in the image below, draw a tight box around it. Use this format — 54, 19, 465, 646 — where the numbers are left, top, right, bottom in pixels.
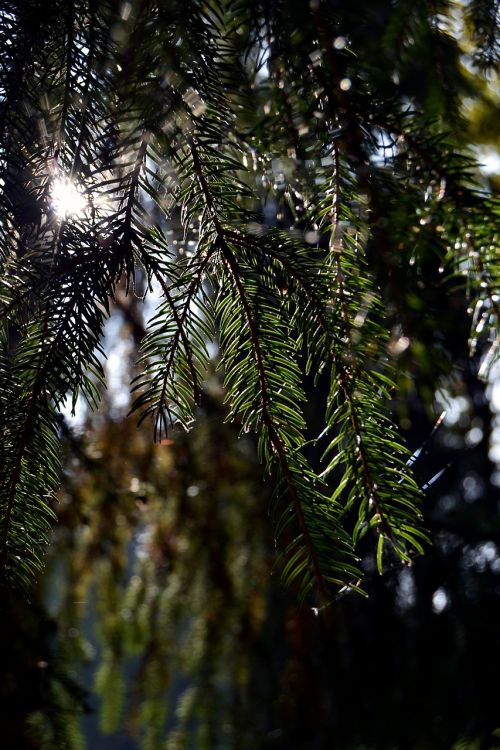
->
1, 0, 500, 748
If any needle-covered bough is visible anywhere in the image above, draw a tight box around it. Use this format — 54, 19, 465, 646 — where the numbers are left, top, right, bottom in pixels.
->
0, 0, 498, 599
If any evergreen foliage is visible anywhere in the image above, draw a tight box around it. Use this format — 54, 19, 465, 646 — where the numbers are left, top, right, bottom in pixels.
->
0, 0, 498, 599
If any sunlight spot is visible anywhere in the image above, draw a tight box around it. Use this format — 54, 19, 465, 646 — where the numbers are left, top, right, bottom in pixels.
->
60, 390, 86, 429
465, 426, 483, 447
51, 177, 87, 219
432, 587, 449, 614
387, 335, 410, 355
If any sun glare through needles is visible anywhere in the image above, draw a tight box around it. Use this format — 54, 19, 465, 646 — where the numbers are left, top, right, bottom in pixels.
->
50, 177, 87, 219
